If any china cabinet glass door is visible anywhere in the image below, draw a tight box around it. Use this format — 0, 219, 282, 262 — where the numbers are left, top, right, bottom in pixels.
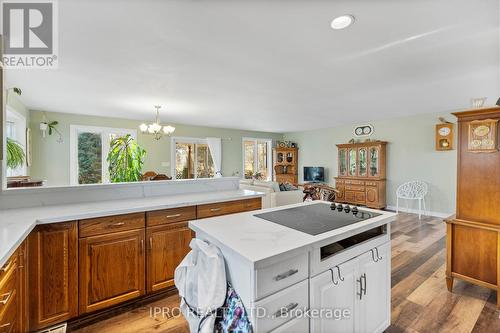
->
369, 147, 380, 177
339, 149, 347, 176
348, 149, 357, 176
358, 148, 367, 177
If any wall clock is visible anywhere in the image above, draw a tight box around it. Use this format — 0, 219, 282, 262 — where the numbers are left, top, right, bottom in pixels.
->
353, 124, 374, 137
467, 118, 499, 152
435, 123, 454, 151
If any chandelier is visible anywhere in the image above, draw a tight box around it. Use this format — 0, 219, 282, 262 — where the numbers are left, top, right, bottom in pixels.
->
139, 105, 175, 140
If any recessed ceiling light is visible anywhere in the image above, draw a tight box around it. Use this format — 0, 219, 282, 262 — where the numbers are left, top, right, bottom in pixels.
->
331, 15, 355, 30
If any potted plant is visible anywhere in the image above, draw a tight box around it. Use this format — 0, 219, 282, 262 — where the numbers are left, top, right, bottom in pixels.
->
6, 138, 26, 170
107, 134, 146, 183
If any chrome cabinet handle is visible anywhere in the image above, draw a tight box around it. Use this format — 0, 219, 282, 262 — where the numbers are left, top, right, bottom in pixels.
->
274, 269, 299, 281
375, 247, 383, 261
110, 222, 125, 227
357, 276, 363, 300
0, 291, 12, 305
149, 237, 153, 251
140, 240, 144, 254
329, 268, 338, 285
210, 208, 222, 212
273, 302, 299, 318
363, 273, 367, 296
166, 213, 181, 218
0, 322, 11, 331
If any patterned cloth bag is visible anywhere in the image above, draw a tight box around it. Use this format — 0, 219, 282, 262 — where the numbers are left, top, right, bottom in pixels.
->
215, 284, 252, 333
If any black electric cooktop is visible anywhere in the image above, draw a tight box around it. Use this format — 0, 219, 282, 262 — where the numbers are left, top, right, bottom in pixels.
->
254, 203, 381, 236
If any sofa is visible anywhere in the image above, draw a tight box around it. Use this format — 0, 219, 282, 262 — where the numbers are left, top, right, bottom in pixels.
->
239, 179, 304, 209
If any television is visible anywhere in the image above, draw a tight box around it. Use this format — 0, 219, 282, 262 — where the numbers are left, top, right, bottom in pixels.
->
304, 167, 325, 183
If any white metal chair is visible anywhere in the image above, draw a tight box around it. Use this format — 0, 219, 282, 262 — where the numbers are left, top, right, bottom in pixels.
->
396, 181, 428, 219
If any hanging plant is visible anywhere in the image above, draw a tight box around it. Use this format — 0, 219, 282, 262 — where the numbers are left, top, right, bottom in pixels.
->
6, 138, 26, 169
107, 134, 146, 183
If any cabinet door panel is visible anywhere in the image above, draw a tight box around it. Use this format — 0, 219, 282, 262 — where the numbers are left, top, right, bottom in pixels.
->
146, 222, 192, 292
79, 229, 145, 314
310, 258, 358, 333
28, 222, 78, 331
366, 187, 378, 205
359, 242, 391, 333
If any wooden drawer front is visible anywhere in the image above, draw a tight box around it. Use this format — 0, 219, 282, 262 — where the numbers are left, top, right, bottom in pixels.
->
345, 185, 364, 192
0, 261, 17, 321
79, 212, 145, 238
197, 199, 255, 219
253, 279, 309, 333
345, 190, 356, 202
335, 179, 345, 184
79, 229, 145, 314
0, 254, 16, 284
365, 181, 378, 187
147, 206, 196, 227
345, 180, 364, 185
146, 222, 192, 292
0, 286, 17, 333
241, 198, 262, 211
255, 252, 308, 300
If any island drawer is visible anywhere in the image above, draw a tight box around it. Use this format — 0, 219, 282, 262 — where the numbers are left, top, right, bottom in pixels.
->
79, 212, 146, 237
252, 279, 308, 333
255, 252, 308, 300
147, 206, 196, 226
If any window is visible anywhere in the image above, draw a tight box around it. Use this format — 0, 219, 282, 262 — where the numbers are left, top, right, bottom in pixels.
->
171, 137, 217, 179
6, 108, 27, 177
70, 125, 136, 185
242, 138, 272, 180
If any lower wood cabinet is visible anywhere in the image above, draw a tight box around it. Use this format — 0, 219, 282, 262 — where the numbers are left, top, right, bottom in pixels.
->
79, 229, 145, 314
28, 222, 79, 331
146, 222, 192, 292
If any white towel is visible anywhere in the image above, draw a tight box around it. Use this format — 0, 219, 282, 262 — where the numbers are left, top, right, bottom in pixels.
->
174, 239, 227, 333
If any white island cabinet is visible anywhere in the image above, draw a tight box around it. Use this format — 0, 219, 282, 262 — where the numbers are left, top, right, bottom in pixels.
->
189, 201, 396, 333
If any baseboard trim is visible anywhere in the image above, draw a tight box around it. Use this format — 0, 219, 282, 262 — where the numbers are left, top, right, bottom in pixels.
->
386, 205, 452, 219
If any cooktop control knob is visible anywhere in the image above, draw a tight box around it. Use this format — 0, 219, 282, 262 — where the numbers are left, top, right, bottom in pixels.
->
344, 205, 351, 213
330, 202, 336, 210
336, 204, 343, 212
352, 206, 359, 215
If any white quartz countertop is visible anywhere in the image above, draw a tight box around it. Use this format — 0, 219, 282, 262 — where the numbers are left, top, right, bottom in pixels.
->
0, 189, 263, 267
189, 201, 397, 264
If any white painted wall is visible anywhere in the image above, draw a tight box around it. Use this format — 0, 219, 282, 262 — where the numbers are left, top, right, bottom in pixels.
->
284, 112, 458, 216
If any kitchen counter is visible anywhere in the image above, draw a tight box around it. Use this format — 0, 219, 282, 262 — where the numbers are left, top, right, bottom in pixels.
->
0, 189, 263, 267
190, 201, 397, 265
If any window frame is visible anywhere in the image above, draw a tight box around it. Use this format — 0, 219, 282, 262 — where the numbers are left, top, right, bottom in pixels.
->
5, 107, 27, 177
170, 136, 218, 180
242, 137, 273, 181
70, 125, 137, 185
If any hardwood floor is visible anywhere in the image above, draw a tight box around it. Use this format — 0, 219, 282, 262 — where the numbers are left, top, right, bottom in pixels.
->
71, 213, 500, 333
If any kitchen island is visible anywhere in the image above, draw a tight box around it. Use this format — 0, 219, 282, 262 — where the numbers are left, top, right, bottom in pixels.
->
189, 201, 397, 333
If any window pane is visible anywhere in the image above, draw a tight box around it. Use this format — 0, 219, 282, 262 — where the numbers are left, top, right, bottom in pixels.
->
175, 143, 194, 179
244, 141, 255, 179
78, 132, 102, 184
196, 144, 215, 178
6, 121, 15, 139
257, 141, 268, 179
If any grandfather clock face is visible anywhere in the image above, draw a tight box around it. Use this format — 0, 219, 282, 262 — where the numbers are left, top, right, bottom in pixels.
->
436, 123, 454, 151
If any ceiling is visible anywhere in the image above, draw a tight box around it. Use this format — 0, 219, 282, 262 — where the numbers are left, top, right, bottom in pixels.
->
5, 0, 500, 133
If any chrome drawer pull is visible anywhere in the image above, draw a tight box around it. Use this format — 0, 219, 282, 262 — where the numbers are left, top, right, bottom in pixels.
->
110, 222, 125, 227
273, 302, 299, 318
274, 269, 299, 281
0, 291, 13, 305
0, 322, 11, 330
166, 213, 182, 218
210, 208, 222, 212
